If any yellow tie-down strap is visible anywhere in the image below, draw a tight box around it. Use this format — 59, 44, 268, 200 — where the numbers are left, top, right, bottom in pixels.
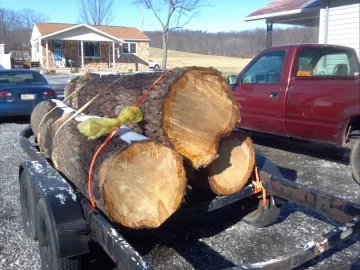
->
77, 106, 143, 140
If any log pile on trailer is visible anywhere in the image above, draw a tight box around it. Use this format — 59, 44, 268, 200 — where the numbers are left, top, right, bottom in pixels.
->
31, 67, 256, 229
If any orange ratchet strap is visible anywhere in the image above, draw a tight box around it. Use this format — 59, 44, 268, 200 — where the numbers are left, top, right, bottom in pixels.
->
252, 164, 267, 207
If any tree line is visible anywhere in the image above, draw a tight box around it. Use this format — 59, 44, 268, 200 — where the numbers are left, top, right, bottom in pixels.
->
145, 27, 319, 58
0, 8, 49, 52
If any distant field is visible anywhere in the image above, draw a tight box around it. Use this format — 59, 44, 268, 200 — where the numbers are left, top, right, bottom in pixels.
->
149, 47, 251, 76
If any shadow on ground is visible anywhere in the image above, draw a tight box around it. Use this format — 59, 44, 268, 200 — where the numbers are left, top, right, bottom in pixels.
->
248, 131, 350, 165
0, 116, 30, 125
119, 198, 356, 270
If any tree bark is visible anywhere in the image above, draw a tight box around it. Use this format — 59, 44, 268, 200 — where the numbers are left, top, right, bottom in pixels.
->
188, 131, 255, 196
64, 67, 240, 169
30, 99, 187, 229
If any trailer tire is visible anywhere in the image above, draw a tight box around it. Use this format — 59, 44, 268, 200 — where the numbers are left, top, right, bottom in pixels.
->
19, 172, 38, 240
36, 199, 82, 270
350, 139, 360, 185
242, 197, 281, 228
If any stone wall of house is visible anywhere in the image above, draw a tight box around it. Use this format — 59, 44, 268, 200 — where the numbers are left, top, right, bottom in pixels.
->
40, 40, 149, 72
114, 41, 149, 72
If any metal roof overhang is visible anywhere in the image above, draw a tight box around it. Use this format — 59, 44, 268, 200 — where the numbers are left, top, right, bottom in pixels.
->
244, 7, 320, 27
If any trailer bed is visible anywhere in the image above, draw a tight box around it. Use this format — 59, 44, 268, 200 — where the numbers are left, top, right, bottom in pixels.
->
19, 125, 360, 270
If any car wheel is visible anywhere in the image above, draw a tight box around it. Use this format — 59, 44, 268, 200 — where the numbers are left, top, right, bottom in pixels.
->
154, 64, 160, 71
36, 199, 82, 270
242, 197, 281, 228
350, 139, 360, 185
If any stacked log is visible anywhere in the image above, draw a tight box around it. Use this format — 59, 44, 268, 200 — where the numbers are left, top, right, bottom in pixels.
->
65, 67, 240, 169
31, 99, 186, 229
64, 67, 255, 196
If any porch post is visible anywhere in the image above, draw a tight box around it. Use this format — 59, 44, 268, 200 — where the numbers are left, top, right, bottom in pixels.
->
266, 22, 273, 48
46, 40, 49, 69
81, 40, 84, 68
112, 41, 115, 68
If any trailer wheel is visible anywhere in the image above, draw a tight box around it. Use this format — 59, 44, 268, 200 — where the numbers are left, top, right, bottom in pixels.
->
19, 172, 38, 240
36, 199, 82, 270
242, 197, 281, 228
350, 140, 360, 185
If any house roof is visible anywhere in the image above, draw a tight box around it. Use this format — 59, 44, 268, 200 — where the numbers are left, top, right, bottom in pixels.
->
35, 23, 149, 40
244, 0, 321, 21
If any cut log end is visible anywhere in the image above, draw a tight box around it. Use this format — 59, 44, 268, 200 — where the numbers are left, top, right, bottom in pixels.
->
164, 68, 240, 169
208, 132, 255, 195
101, 141, 186, 229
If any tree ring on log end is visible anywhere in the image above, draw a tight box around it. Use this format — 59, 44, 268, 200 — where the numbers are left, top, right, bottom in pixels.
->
208, 132, 255, 195
163, 68, 240, 169
101, 141, 186, 229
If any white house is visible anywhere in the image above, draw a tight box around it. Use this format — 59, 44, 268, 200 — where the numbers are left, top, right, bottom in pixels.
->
0, 40, 11, 69
30, 23, 150, 71
318, 0, 360, 56
243, 0, 360, 57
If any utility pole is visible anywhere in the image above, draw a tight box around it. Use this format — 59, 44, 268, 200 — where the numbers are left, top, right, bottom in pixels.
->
140, 4, 144, 32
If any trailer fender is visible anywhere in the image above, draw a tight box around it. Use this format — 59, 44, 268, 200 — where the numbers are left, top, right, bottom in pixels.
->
19, 160, 90, 259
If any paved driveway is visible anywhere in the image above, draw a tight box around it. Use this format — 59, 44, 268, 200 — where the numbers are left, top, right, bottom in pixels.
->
44, 74, 80, 99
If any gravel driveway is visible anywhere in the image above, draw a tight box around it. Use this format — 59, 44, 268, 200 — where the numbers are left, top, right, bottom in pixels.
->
0, 118, 359, 270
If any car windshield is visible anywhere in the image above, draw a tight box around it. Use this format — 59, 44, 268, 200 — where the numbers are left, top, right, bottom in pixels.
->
0, 71, 47, 85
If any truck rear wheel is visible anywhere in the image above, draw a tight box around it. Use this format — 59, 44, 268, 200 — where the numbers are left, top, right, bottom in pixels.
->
19, 172, 38, 240
36, 199, 82, 270
350, 140, 360, 185
242, 197, 281, 228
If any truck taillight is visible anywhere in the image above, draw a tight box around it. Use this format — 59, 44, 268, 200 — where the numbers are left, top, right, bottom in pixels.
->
43, 89, 57, 96
0, 91, 12, 98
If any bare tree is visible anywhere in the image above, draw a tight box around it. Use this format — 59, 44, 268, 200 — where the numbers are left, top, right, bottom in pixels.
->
135, 0, 209, 69
78, 0, 115, 25
0, 8, 48, 51
18, 9, 49, 46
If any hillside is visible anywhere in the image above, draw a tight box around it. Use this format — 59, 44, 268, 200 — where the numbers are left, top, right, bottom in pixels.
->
149, 47, 251, 75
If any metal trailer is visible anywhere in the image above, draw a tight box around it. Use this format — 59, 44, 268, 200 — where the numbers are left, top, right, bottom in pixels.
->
18, 125, 360, 270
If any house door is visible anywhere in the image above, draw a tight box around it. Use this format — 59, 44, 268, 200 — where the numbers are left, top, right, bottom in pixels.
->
52, 40, 63, 61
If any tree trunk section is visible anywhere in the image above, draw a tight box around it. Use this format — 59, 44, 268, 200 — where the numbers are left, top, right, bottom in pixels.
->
30, 100, 187, 229
188, 131, 255, 196
162, 32, 168, 69
64, 67, 240, 169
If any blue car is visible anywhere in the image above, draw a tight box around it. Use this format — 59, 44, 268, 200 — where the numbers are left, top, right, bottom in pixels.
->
0, 69, 57, 117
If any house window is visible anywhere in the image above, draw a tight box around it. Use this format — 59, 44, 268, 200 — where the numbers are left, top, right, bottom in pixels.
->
78, 42, 101, 58
122, 42, 137, 54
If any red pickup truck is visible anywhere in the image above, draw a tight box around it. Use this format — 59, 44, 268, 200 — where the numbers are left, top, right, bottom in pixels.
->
227, 44, 360, 183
